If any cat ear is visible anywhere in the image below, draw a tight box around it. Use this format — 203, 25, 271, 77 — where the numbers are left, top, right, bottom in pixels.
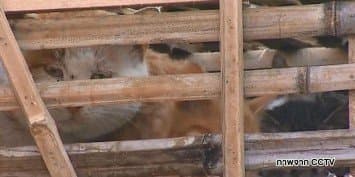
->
247, 95, 278, 115
132, 45, 148, 62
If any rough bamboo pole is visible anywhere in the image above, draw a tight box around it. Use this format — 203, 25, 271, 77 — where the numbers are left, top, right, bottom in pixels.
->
220, 0, 244, 177
0, 0, 322, 13
2, 129, 355, 176
245, 129, 355, 170
348, 37, 355, 175
9, 2, 351, 50
192, 50, 276, 72
2, 0, 218, 13
0, 135, 219, 177
192, 48, 347, 72
0, 63, 353, 111
250, 0, 301, 6
190, 50, 277, 72
0, 2, 77, 177
6, 2, 355, 50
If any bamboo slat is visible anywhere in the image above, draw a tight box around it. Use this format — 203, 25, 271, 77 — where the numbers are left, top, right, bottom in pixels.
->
220, 0, 244, 177
2, 0, 218, 13
6, 2, 355, 49
0, 64, 353, 110
13, 1, 355, 50
348, 37, 355, 176
2, 129, 355, 176
192, 48, 347, 72
11, 4, 330, 50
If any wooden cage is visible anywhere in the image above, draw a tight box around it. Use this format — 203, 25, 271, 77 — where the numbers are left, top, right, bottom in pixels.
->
0, 0, 355, 177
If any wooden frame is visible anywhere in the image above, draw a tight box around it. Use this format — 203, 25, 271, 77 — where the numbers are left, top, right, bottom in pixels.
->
2, 129, 355, 176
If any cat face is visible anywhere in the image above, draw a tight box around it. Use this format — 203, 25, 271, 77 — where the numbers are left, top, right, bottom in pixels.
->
52, 47, 100, 81
52, 45, 149, 81
24, 10, 149, 80
96, 45, 149, 78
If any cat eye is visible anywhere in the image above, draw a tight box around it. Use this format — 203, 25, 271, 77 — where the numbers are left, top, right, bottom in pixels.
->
170, 47, 191, 60
45, 66, 64, 81
53, 49, 65, 59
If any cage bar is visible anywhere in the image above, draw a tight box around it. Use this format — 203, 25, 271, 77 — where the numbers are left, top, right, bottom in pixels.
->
2, 129, 355, 176
6, 2, 337, 50
0, 64, 353, 110
2, 0, 218, 12
220, 0, 244, 177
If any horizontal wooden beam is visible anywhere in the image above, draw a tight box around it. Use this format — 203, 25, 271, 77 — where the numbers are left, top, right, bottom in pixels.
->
0, 63, 353, 111
250, 0, 301, 6
192, 50, 278, 72
2, 129, 355, 176
10, 2, 355, 49
193, 48, 347, 72
12, 10, 220, 50
3, 0, 218, 13
0, 74, 219, 111
246, 129, 355, 170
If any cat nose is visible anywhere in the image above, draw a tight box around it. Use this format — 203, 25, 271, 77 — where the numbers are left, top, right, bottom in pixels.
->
68, 107, 81, 114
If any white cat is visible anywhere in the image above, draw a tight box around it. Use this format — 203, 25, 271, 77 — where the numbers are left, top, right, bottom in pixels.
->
0, 44, 149, 146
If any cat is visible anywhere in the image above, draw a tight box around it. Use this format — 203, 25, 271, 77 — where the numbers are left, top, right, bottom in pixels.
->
0, 44, 149, 145
114, 48, 277, 141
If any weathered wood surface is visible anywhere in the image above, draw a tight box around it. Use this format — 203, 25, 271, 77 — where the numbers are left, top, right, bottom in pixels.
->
2, 129, 355, 176
9, 3, 337, 49
220, 0, 244, 177
0, 74, 219, 110
2, 0, 218, 13
0, 135, 216, 177
0, 63, 354, 110
349, 38, 355, 131
278, 48, 347, 67
12, 10, 220, 50
192, 50, 277, 72
0, 0, 315, 13
348, 37, 355, 175
245, 129, 355, 170
193, 48, 347, 72
250, 0, 301, 6
0, 2, 77, 177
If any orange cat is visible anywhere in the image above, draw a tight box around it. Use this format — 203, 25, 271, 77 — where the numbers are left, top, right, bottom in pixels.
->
115, 49, 276, 140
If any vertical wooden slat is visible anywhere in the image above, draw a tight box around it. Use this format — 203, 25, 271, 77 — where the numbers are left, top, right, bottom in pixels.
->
0, 2, 77, 177
349, 37, 355, 176
220, 0, 245, 177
